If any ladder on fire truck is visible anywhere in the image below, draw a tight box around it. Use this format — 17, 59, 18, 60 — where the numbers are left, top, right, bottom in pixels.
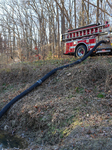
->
61, 23, 109, 41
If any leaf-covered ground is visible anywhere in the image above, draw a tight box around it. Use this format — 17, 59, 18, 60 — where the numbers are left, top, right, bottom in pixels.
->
0, 56, 112, 150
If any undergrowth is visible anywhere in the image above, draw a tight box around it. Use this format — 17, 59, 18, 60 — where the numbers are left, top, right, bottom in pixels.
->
0, 56, 112, 149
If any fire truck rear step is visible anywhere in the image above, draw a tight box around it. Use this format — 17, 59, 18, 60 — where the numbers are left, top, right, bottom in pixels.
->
96, 48, 112, 54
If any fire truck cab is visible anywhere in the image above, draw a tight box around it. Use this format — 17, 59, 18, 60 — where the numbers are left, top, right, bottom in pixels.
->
61, 22, 112, 58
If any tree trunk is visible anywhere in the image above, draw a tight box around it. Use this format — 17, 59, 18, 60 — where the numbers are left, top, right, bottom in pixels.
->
61, 0, 65, 34
74, 0, 76, 28
96, 0, 99, 23
87, 0, 89, 24
56, 4, 60, 58
82, 0, 84, 26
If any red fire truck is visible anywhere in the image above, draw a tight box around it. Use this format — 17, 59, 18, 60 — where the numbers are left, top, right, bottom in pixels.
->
61, 22, 112, 58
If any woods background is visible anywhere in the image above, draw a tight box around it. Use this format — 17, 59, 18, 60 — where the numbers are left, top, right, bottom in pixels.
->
0, 0, 112, 63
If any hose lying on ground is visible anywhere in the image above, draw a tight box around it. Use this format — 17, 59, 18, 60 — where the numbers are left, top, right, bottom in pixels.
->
0, 40, 109, 119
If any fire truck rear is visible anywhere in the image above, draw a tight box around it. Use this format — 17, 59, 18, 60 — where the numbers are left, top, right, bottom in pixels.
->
61, 22, 112, 58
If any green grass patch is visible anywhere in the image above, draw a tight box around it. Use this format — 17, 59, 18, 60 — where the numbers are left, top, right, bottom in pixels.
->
97, 93, 105, 98
75, 87, 84, 93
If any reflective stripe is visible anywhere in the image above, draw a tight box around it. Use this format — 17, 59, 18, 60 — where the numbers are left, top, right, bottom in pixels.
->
88, 43, 96, 47
70, 46, 76, 49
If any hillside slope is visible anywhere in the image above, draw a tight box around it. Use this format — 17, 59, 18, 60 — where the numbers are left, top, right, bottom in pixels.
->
0, 57, 112, 150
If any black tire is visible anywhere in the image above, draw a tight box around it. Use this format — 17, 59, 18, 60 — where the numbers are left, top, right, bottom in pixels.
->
111, 50, 112, 55
75, 45, 87, 58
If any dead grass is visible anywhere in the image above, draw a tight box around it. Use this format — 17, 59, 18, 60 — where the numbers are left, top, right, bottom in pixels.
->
0, 56, 112, 149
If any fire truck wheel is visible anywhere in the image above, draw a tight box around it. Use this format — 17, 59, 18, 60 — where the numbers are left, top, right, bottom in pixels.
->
75, 45, 87, 58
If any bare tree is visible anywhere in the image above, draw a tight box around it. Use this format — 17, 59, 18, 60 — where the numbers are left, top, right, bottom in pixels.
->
82, 0, 85, 26
74, 0, 77, 28
0, 0, 112, 63
96, 0, 99, 23
106, 0, 112, 8
87, 0, 89, 24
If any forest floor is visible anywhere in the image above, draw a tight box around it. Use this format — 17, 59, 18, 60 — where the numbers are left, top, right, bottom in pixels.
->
0, 56, 112, 150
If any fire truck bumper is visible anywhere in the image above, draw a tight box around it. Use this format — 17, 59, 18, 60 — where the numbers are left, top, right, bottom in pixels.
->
96, 48, 112, 54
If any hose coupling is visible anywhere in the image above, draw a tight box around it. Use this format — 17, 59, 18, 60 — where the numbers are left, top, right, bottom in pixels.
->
37, 79, 42, 84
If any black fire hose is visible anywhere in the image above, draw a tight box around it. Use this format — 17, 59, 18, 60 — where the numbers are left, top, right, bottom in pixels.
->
0, 40, 109, 119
